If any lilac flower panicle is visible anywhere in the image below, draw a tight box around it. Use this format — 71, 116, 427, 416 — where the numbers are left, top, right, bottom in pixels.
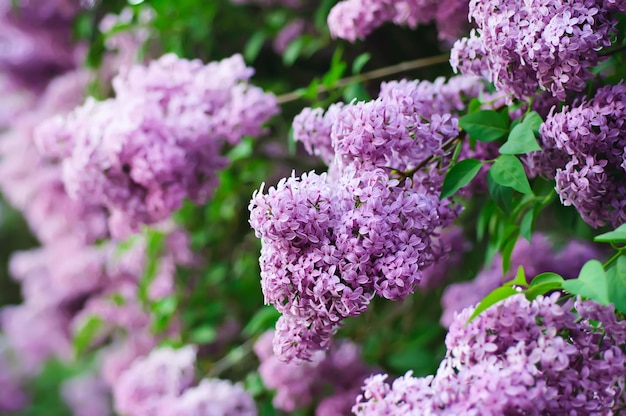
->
251, 77, 490, 362
36, 53, 278, 236
355, 294, 626, 415
540, 84, 626, 227
451, 0, 621, 100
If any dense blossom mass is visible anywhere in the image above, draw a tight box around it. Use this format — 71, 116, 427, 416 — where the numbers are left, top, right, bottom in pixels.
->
354, 294, 626, 415
451, 0, 626, 100
539, 84, 626, 227
250, 76, 496, 362
113, 345, 256, 416
327, 0, 470, 42
36, 53, 279, 236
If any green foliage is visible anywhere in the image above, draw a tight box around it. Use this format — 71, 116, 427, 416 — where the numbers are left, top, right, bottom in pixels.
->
562, 260, 610, 305
458, 110, 510, 142
490, 155, 533, 195
440, 158, 483, 199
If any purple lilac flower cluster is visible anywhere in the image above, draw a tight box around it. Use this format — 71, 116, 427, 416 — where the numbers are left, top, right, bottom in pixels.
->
354, 294, 626, 415
440, 234, 603, 327
61, 373, 111, 416
250, 77, 493, 362
254, 330, 375, 414
36, 53, 279, 237
451, 0, 626, 101
327, 0, 470, 43
539, 84, 626, 227
0, 0, 80, 90
113, 345, 256, 416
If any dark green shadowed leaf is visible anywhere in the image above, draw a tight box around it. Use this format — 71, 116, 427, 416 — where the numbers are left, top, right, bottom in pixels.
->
607, 255, 626, 313
467, 286, 519, 323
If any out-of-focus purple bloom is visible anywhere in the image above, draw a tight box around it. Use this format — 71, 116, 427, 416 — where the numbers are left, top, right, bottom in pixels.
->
160, 378, 257, 416
113, 345, 197, 416
0, 0, 81, 90
0, 338, 28, 412
355, 294, 626, 415
61, 373, 111, 416
327, 0, 468, 43
37, 54, 279, 236
255, 330, 374, 414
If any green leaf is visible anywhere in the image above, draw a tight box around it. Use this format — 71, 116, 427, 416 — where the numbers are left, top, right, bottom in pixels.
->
490, 155, 533, 194
342, 83, 370, 102
440, 158, 483, 199
352, 52, 371, 74
190, 325, 217, 344
510, 266, 529, 287
73, 316, 103, 357
459, 110, 510, 142
499, 123, 541, 154
467, 286, 520, 323
477, 200, 495, 242
607, 255, 626, 313
523, 111, 543, 134
468, 98, 482, 114
243, 31, 267, 63
519, 208, 535, 242
501, 229, 519, 275
282, 36, 304, 66
487, 171, 514, 215
594, 223, 626, 243
562, 260, 610, 305
243, 306, 280, 337
530, 272, 565, 286
525, 282, 564, 300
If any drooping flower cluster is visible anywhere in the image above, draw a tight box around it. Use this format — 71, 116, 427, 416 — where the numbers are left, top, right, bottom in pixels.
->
327, 0, 470, 43
451, 0, 626, 101
539, 84, 626, 227
113, 345, 256, 416
440, 234, 603, 327
250, 77, 492, 362
354, 294, 626, 415
254, 330, 375, 414
36, 53, 279, 236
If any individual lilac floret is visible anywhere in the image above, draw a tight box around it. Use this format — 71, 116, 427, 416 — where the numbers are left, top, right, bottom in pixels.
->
160, 379, 257, 416
254, 330, 374, 415
61, 373, 111, 416
440, 234, 603, 327
540, 84, 626, 227
112, 345, 197, 416
36, 53, 279, 236
327, 0, 468, 43
451, 0, 623, 101
354, 294, 626, 415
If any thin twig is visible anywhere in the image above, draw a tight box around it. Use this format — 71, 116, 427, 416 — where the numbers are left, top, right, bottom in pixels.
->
276, 53, 451, 105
